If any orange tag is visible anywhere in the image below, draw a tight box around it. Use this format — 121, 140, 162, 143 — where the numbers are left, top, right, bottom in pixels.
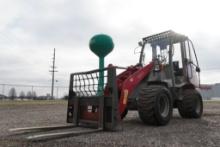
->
123, 89, 129, 104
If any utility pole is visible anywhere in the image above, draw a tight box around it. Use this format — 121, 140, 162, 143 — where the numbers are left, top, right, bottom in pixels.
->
2, 84, 5, 95
49, 48, 58, 99
31, 86, 34, 99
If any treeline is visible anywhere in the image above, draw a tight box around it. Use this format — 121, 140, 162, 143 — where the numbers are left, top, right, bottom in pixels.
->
0, 87, 67, 100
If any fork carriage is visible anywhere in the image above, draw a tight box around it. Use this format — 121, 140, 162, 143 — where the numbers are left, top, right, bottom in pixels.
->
67, 66, 121, 130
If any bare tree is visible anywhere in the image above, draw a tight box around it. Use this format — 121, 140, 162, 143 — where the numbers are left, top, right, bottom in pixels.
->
26, 91, 32, 99
32, 91, 37, 100
8, 88, 17, 100
19, 91, 25, 100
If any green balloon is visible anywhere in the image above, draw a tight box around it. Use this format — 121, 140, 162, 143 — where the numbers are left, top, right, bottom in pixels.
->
89, 34, 114, 58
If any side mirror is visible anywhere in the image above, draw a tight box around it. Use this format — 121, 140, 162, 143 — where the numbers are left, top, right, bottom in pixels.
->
196, 66, 200, 72
138, 41, 143, 47
134, 46, 142, 54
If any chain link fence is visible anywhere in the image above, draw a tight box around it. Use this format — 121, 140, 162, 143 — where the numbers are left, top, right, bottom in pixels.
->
0, 84, 68, 100
0, 83, 219, 100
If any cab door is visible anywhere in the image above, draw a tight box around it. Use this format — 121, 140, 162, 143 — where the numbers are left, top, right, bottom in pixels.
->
185, 40, 200, 87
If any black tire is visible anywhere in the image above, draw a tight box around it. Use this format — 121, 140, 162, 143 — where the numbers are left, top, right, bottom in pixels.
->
121, 108, 128, 119
137, 85, 173, 126
178, 89, 203, 118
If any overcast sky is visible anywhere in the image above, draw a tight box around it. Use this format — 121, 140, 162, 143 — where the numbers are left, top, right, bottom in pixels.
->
0, 0, 220, 87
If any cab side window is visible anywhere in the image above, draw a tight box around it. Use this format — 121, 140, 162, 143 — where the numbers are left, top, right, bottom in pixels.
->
185, 40, 197, 65
172, 43, 183, 68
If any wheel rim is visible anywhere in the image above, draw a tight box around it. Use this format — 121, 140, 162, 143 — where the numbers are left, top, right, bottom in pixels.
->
195, 97, 201, 114
159, 94, 170, 117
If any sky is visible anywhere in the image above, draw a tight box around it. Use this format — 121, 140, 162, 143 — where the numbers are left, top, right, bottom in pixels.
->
0, 0, 220, 89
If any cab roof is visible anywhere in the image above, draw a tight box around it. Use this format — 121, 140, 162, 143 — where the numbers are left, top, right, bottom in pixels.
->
143, 30, 188, 47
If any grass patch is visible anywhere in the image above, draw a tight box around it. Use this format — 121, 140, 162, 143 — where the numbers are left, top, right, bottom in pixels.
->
203, 100, 220, 104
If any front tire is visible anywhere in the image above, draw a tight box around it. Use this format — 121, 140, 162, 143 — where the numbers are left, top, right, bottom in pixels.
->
178, 89, 203, 118
137, 85, 172, 126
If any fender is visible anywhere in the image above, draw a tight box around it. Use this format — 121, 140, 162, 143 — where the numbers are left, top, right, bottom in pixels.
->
118, 62, 153, 115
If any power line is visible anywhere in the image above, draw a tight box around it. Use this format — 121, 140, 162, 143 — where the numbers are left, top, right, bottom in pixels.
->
0, 84, 67, 88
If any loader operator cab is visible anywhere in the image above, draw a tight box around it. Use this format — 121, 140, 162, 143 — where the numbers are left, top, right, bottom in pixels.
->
138, 30, 200, 88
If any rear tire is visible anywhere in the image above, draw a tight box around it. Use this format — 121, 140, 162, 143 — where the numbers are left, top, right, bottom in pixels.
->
137, 85, 172, 126
178, 89, 203, 118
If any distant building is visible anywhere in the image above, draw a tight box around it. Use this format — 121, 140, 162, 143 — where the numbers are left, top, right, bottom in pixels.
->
212, 83, 220, 99
200, 84, 220, 100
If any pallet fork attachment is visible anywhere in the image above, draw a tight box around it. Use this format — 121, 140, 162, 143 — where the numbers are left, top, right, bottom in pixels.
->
9, 67, 120, 140
67, 66, 120, 130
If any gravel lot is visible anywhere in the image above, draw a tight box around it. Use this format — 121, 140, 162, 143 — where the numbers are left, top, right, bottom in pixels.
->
0, 100, 220, 147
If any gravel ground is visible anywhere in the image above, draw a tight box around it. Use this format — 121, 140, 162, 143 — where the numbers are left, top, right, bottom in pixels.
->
0, 100, 220, 147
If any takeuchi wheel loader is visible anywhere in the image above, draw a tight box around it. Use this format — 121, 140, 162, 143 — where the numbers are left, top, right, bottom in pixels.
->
67, 30, 203, 128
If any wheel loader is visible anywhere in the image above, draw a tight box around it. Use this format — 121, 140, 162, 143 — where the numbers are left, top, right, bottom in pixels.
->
10, 30, 203, 140
66, 30, 203, 127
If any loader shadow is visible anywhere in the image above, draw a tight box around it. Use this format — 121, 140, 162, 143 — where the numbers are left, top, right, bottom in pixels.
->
122, 114, 205, 127
124, 109, 220, 126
